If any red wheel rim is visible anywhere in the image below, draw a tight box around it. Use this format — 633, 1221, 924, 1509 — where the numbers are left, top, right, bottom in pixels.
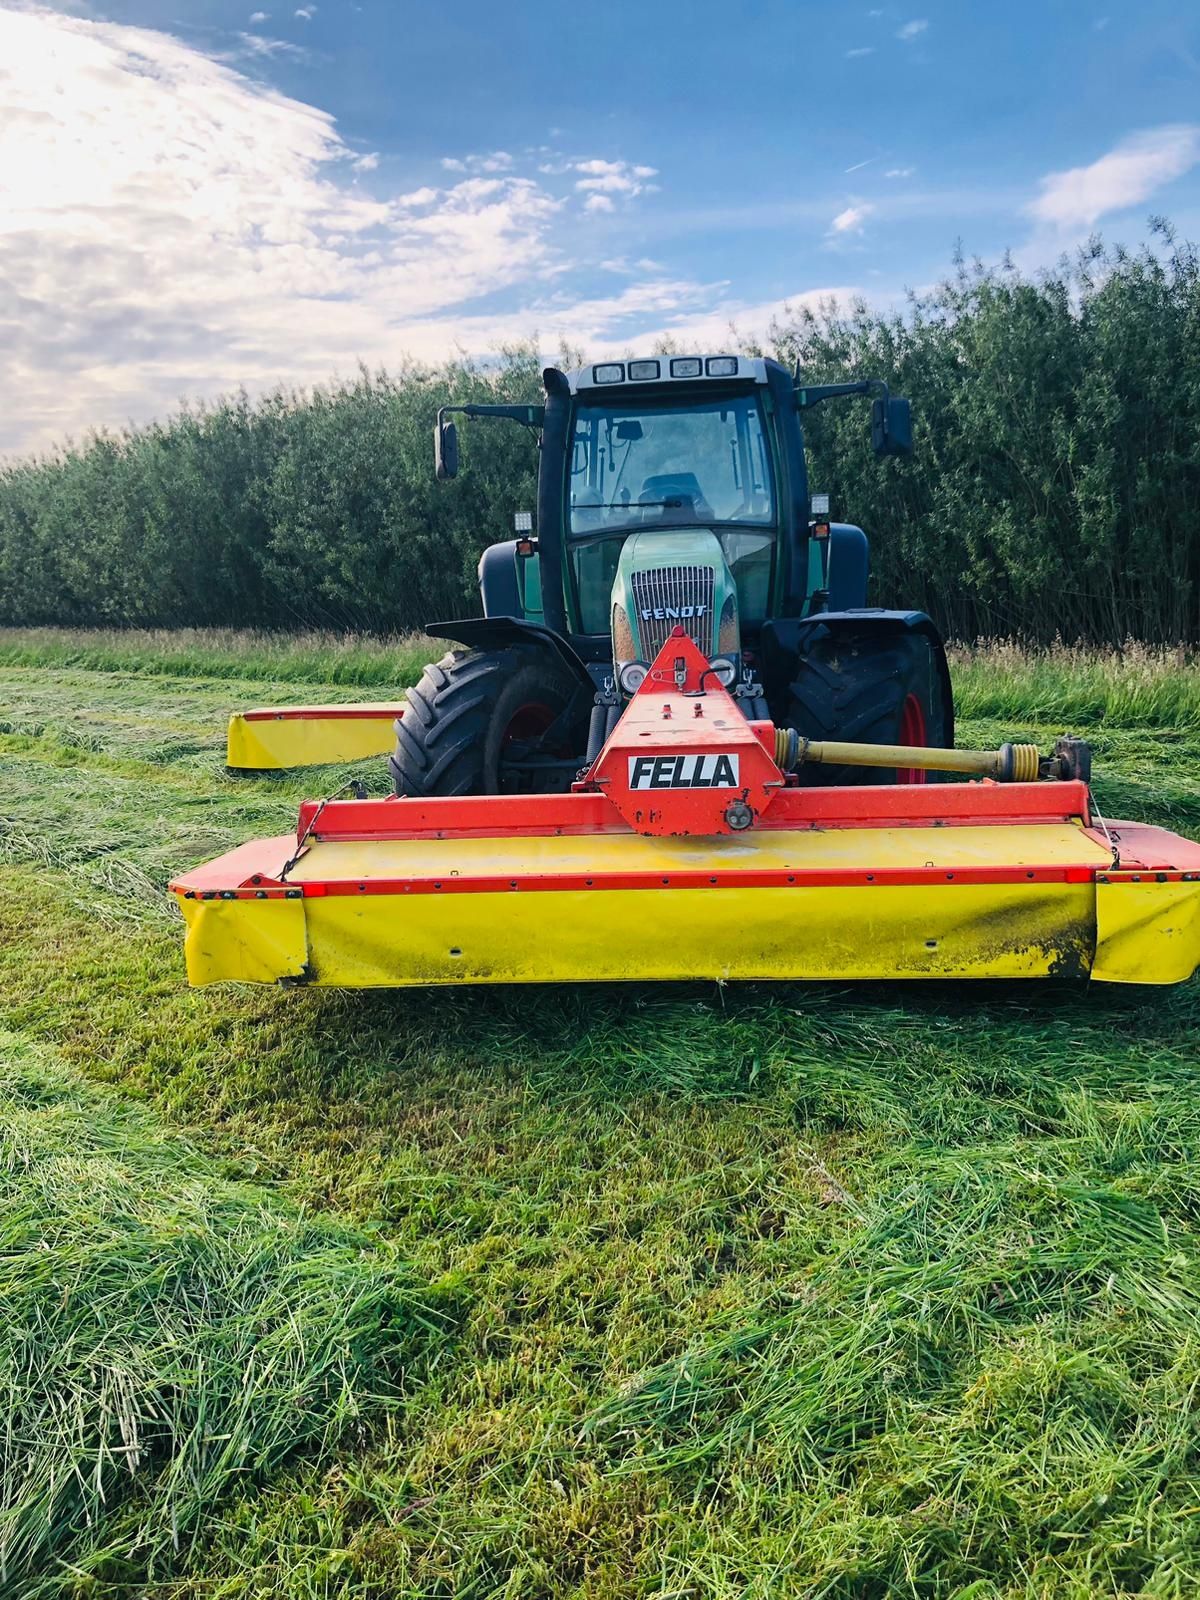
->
502, 701, 556, 748
897, 693, 928, 785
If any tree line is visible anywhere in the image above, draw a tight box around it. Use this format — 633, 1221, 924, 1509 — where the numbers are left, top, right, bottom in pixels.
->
2, 232, 1198, 644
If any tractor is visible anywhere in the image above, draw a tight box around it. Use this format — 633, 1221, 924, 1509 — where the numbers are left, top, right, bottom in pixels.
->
190, 355, 1200, 989
391, 354, 951, 799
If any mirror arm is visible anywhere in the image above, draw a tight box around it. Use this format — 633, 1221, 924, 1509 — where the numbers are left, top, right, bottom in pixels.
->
437, 403, 546, 428
793, 378, 889, 410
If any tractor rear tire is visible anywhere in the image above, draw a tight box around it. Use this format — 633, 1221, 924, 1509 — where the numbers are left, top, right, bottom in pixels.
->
389, 645, 584, 797
785, 626, 952, 786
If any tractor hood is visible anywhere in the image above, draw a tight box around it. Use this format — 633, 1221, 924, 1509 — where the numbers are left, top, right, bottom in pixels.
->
610, 529, 740, 671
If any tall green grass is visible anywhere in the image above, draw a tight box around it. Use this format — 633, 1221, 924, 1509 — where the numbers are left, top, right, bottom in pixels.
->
950, 639, 1200, 730
0, 627, 438, 687
7, 627, 1200, 729
0, 1031, 450, 1596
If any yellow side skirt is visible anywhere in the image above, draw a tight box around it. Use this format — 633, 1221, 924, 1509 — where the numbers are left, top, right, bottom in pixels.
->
179, 880, 1090, 986
225, 705, 403, 770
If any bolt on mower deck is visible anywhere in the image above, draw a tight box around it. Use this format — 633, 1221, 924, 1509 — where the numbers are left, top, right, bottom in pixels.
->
172, 634, 1200, 989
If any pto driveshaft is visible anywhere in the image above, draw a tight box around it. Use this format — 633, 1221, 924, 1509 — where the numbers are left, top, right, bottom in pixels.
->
772, 730, 1092, 785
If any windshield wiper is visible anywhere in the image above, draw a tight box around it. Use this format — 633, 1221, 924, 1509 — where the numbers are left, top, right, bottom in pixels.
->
574, 499, 682, 512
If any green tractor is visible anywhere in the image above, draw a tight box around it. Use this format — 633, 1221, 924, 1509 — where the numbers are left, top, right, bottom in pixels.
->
390, 355, 951, 797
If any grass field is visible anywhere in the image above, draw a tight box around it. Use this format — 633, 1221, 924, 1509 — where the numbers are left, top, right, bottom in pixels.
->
3, 627, 1200, 1598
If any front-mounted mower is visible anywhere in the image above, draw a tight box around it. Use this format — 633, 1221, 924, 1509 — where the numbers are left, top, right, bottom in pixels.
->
186, 356, 1200, 988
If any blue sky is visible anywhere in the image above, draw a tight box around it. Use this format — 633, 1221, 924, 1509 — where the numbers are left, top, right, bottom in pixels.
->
2, 0, 1199, 452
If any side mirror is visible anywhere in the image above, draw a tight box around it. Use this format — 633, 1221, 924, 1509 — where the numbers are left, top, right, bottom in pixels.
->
871, 396, 912, 458
434, 419, 459, 480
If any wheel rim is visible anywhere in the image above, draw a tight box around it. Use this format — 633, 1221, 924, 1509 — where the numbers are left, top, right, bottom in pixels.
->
897, 693, 928, 785
501, 701, 557, 748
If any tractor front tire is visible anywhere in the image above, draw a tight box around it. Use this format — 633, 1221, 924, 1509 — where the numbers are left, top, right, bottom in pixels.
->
785, 625, 952, 786
389, 645, 584, 797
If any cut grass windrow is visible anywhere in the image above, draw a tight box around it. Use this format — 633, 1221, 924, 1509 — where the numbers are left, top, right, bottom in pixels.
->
592, 1139, 1200, 1594
0, 1031, 453, 1598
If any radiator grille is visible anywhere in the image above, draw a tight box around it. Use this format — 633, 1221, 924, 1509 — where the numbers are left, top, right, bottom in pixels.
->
630, 566, 715, 659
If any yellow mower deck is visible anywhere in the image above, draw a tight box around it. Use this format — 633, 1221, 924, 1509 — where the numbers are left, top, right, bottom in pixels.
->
172, 794, 1200, 987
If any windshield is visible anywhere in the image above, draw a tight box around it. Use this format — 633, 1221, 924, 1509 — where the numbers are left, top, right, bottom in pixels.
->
568, 391, 775, 536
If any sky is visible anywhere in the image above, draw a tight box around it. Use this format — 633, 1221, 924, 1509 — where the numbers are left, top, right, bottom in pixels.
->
2, 0, 1199, 455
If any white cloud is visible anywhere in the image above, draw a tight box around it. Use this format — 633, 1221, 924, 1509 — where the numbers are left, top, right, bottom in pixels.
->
897, 19, 928, 39
294, 4, 316, 17
249, 10, 268, 21
885, 166, 915, 178
235, 31, 306, 58
351, 151, 379, 173
608, 287, 862, 356
572, 157, 657, 202
440, 150, 515, 175
0, 6, 706, 454
393, 185, 439, 207
829, 203, 874, 235
1028, 125, 1200, 230
845, 47, 874, 58
584, 194, 615, 214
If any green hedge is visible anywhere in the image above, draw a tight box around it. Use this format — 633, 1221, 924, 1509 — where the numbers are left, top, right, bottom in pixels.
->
2, 234, 1198, 643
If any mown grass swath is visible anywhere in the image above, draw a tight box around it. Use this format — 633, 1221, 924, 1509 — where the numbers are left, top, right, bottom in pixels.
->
2, 633, 1200, 1593
591, 1125, 1200, 1592
0, 1031, 451, 1596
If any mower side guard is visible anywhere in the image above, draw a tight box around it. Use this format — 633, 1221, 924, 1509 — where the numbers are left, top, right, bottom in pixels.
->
226, 703, 406, 771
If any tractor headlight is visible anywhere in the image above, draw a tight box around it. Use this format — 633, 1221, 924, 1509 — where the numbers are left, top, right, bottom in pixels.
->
709, 656, 737, 687
618, 660, 649, 695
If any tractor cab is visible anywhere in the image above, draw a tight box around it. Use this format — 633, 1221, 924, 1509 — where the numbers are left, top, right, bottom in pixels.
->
414, 354, 947, 796
563, 361, 778, 696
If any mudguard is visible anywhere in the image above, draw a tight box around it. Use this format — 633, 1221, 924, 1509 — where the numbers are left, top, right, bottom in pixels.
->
424, 616, 595, 684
